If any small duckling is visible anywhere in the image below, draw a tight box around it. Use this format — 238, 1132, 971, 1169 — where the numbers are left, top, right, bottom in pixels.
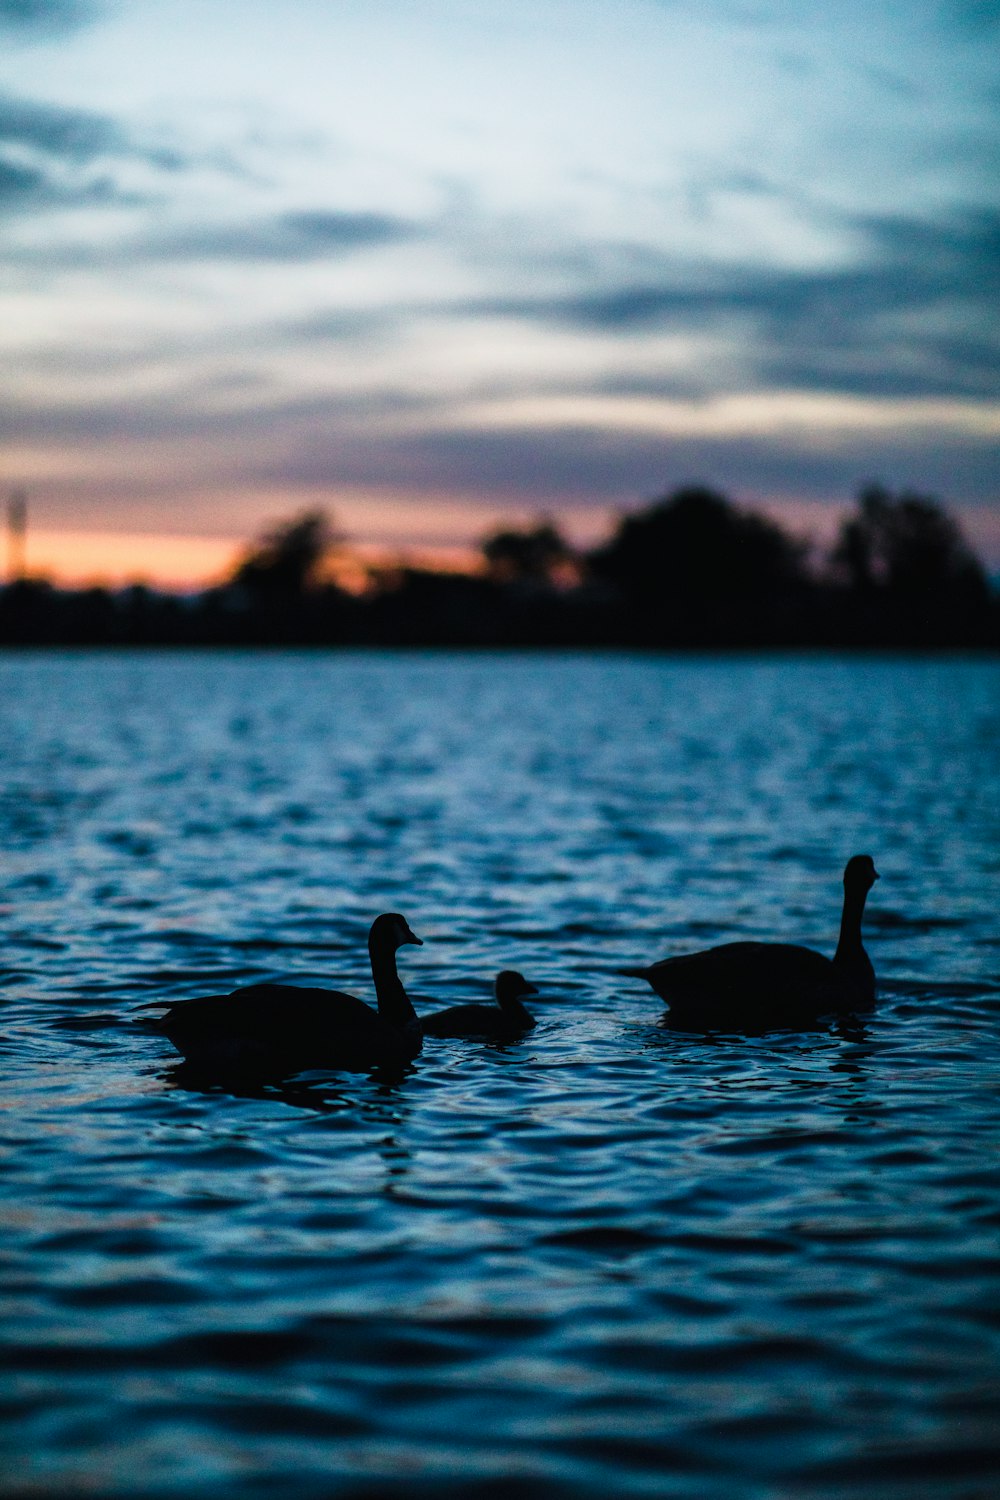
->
421, 970, 538, 1039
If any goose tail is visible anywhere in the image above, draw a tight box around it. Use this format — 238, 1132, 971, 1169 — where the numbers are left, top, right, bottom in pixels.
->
617, 966, 651, 981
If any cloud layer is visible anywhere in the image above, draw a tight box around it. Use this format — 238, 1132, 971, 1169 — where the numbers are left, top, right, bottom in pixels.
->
1, 0, 997, 565
0, 0, 92, 35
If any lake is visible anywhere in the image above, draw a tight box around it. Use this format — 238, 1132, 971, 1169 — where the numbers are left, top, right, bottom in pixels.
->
1, 650, 998, 1499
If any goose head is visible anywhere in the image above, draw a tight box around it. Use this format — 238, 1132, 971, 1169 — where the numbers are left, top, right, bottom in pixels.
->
495, 970, 538, 1010
369, 912, 423, 952
843, 854, 879, 894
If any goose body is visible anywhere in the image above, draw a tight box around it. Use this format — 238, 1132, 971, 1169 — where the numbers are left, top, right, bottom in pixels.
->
422, 970, 538, 1039
153, 912, 423, 1073
622, 855, 879, 1026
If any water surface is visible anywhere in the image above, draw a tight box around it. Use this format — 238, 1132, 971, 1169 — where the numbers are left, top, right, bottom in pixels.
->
2, 651, 998, 1499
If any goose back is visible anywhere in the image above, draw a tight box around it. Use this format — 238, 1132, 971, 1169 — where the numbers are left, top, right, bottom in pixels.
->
152, 912, 422, 1073
155, 984, 418, 1072
630, 942, 856, 1023
622, 856, 878, 1026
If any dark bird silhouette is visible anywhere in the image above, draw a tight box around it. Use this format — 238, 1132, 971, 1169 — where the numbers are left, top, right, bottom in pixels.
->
152, 912, 423, 1073
620, 855, 879, 1026
421, 970, 538, 1039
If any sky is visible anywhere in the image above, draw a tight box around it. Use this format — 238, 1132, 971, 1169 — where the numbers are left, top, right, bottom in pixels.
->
2, 0, 998, 585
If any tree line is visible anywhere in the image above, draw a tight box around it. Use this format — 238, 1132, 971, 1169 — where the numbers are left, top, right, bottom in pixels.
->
1, 484, 995, 648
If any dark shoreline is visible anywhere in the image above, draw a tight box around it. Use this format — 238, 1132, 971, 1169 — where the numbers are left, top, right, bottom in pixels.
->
3, 574, 997, 651
2, 640, 997, 656
5, 486, 995, 651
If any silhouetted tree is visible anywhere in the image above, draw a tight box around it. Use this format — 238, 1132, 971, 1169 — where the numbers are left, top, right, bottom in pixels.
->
1, 490, 993, 649
591, 487, 806, 600
825, 485, 996, 646
832, 485, 988, 601
482, 520, 575, 586
232, 510, 336, 596
588, 486, 809, 645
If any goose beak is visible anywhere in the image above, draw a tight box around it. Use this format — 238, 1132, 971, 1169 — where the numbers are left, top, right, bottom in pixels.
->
404, 928, 423, 946
523, 983, 539, 996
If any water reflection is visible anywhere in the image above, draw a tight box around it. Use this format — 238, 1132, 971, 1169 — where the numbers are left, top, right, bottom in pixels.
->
160, 1057, 416, 1118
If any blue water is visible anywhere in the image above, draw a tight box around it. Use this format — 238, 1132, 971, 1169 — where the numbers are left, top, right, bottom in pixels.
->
1, 651, 998, 1499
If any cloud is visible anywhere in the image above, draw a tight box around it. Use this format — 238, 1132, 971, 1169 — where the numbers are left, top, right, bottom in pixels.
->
18, 376, 988, 516
284, 308, 399, 342
12, 206, 421, 268
267, 418, 1000, 512
0, 91, 191, 214
140, 209, 418, 263
0, 155, 46, 204
0, 0, 94, 35
6, 333, 997, 567
0, 156, 136, 214
0, 93, 136, 214
950, 0, 1000, 31
0, 92, 121, 160
440, 202, 1000, 401
750, 208, 1000, 399
10, 380, 998, 530
0, 93, 421, 242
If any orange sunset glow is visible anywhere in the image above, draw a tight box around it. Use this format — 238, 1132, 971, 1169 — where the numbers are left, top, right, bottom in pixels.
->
14, 530, 242, 591
10, 497, 999, 594
12, 525, 497, 592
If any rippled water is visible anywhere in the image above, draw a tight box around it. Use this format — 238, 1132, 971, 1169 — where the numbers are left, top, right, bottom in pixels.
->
2, 651, 998, 1500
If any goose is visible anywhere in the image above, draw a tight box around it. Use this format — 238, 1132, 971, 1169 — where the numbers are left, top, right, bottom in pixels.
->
152, 912, 423, 1073
421, 970, 538, 1039
620, 854, 879, 1025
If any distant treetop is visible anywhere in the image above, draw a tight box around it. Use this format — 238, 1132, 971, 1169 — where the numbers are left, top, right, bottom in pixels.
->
589, 485, 808, 601
481, 520, 575, 586
232, 511, 337, 596
832, 484, 988, 601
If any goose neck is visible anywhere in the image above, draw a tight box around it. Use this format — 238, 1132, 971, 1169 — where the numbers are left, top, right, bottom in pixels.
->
834, 882, 869, 963
369, 940, 417, 1030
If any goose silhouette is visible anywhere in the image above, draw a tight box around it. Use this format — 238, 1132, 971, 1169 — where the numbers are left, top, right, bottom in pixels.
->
620, 855, 879, 1026
152, 912, 423, 1073
421, 970, 538, 1039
